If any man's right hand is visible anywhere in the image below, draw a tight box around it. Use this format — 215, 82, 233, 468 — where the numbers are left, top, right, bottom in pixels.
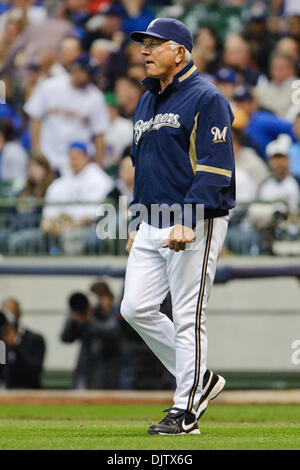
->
125, 231, 138, 254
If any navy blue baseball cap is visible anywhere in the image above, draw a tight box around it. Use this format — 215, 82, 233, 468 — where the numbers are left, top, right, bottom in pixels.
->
131, 18, 194, 52
71, 54, 100, 79
233, 85, 254, 102
215, 68, 237, 84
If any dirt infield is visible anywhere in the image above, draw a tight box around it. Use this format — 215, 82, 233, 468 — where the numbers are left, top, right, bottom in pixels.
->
0, 389, 300, 405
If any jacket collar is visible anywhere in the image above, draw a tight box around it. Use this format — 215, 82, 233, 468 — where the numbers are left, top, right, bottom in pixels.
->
142, 60, 198, 95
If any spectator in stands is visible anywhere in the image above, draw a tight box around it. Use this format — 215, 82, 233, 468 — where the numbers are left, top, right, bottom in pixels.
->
192, 45, 210, 76
90, 38, 118, 67
287, 14, 300, 43
235, 166, 257, 205
0, 76, 22, 134
1, 298, 22, 331
215, 67, 238, 104
114, 76, 144, 118
120, 0, 154, 35
233, 85, 295, 159
4, 16, 75, 84
2, 153, 54, 255
232, 127, 270, 189
127, 63, 146, 82
109, 153, 135, 203
258, 134, 300, 214
59, 38, 82, 71
0, 122, 28, 194
289, 113, 300, 183
0, 0, 48, 34
194, 26, 220, 75
103, 92, 133, 174
275, 37, 300, 75
90, 38, 119, 90
87, 1, 113, 15
272, 1, 300, 17
23, 61, 43, 101
11, 153, 54, 231
0, 298, 46, 389
232, 126, 264, 204
82, 3, 125, 50
222, 33, 263, 86
23, 48, 68, 101
19, 154, 54, 201
61, 289, 122, 389
41, 141, 113, 254
0, 311, 7, 387
0, 17, 23, 70
255, 52, 297, 117
243, 6, 276, 76
125, 41, 145, 68
59, 0, 90, 40
24, 54, 109, 174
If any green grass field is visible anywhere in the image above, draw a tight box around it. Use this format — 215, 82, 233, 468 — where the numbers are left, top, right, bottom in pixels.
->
0, 404, 299, 450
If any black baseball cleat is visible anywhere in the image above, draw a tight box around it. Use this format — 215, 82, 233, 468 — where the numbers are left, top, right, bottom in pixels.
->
148, 408, 200, 435
196, 369, 226, 420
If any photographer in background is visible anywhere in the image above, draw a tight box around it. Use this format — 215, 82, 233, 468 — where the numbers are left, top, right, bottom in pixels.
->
61, 288, 122, 389
0, 312, 7, 388
0, 302, 45, 389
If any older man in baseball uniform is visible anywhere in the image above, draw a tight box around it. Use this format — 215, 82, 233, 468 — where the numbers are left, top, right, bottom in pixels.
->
121, 18, 235, 435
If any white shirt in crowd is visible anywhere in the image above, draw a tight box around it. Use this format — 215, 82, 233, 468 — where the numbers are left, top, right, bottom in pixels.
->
104, 116, 133, 168
235, 146, 270, 188
43, 162, 114, 221
284, 0, 300, 16
24, 75, 109, 175
235, 167, 257, 204
258, 174, 300, 214
0, 5, 47, 33
255, 77, 297, 118
0, 142, 28, 189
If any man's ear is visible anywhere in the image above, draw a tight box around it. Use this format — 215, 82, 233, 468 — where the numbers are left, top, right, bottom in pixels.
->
175, 46, 185, 65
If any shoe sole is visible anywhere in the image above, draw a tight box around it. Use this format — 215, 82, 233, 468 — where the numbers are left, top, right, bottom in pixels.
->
157, 429, 201, 435
196, 375, 226, 420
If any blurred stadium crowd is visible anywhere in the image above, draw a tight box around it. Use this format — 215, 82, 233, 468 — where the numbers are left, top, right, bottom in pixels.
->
0, 0, 300, 256
1, 0, 300, 390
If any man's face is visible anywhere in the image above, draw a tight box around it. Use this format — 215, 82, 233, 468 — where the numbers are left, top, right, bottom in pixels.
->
60, 39, 81, 66
224, 39, 249, 68
2, 300, 21, 319
69, 148, 89, 174
270, 57, 295, 84
70, 67, 91, 88
269, 154, 290, 181
98, 295, 113, 314
140, 37, 180, 80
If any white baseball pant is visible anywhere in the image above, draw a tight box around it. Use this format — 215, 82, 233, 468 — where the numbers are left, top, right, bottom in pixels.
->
120, 215, 228, 412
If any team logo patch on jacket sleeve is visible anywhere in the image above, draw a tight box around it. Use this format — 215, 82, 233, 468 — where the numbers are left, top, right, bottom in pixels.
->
211, 126, 228, 144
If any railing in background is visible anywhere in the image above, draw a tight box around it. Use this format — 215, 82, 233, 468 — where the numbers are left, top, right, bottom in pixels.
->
0, 197, 300, 257
0, 197, 127, 256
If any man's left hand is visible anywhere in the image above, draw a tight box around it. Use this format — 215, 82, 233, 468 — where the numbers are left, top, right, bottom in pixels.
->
162, 224, 195, 252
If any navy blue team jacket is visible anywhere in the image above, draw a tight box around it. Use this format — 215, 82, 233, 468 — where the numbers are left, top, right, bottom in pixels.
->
130, 60, 236, 228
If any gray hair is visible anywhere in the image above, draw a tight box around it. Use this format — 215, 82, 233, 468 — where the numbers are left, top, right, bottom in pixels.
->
91, 39, 119, 53
169, 41, 192, 63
